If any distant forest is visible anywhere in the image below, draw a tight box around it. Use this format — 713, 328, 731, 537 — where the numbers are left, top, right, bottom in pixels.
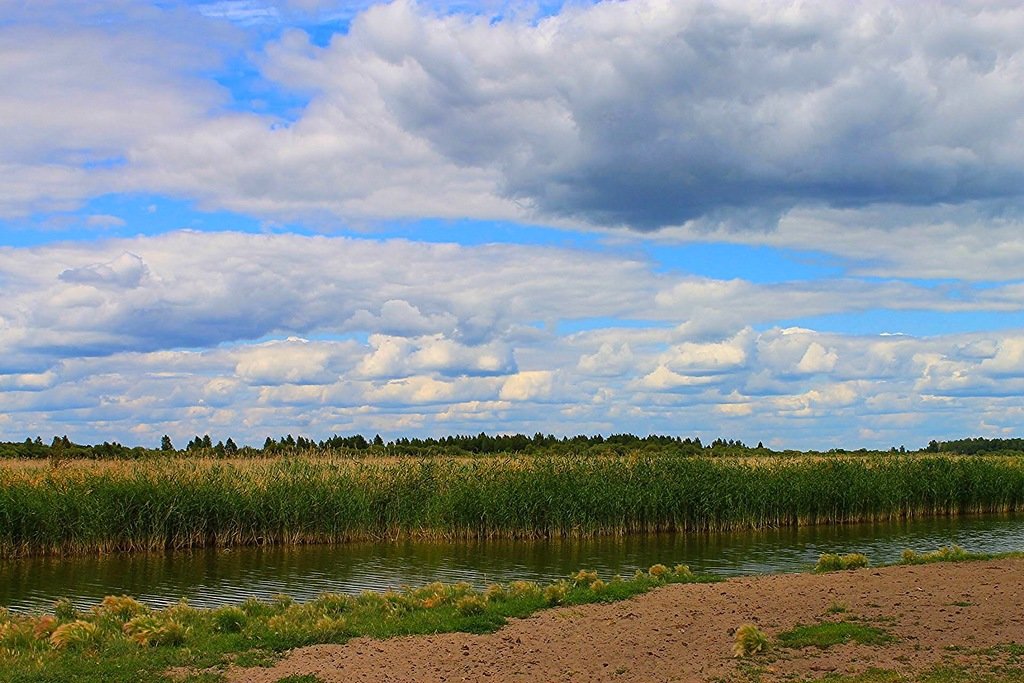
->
0, 433, 1021, 460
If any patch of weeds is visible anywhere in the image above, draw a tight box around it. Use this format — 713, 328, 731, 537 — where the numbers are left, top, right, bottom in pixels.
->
273, 676, 324, 683
948, 601, 975, 608
808, 669, 904, 682
233, 648, 280, 668
826, 603, 850, 614
733, 624, 770, 658
917, 665, 1024, 682
778, 621, 895, 649
815, 553, 870, 572
808, 666, 1024, 683
179, 673, 225, 683
900, 546, 979, 565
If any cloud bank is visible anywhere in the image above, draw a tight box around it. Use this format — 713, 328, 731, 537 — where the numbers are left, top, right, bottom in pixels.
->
3, 232, 1024, 448
5, 1, 1024, 233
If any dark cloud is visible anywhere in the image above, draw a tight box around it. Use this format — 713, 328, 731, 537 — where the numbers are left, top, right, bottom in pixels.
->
253, 0, 1024, 229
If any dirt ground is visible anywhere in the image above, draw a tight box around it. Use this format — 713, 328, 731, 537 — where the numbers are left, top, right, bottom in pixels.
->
227, 558, 1024, 683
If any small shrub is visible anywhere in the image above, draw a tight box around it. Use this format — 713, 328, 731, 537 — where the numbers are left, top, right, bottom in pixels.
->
589, 578, 607, 593
123, 615, 188, 647
543, 582, 568, 606
312, 616, 348, 640
483, 584, 508, 602
311, 593, 352, 616
50, 620, 102, 651
96, 595, 148, 621
0, 620, 36, 650
673, 564, 694, 578
212, 606, 247, 633
571, 570, 599, 587
899, 545, 973, 565
815, 553, 869, 573
32, 616, 58, 640
508, 581, 541, 600
240, 597, 273, 618
648, 564, 670, 579
266, 613, 311, 642
271, 594, 295, 612
733, 624, 770, 657
53, 598, 78, 622
455, 595, 487, 616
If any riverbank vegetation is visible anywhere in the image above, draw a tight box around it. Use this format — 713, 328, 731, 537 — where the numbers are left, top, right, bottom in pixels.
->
0, 564, 712, 683
1, 549, 1022, 683
1, 454, 1023, 557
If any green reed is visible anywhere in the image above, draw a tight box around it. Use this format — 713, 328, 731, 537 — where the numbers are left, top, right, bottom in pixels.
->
1, 455, 1022, 557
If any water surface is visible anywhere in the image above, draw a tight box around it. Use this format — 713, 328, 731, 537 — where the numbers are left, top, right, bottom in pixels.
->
2, 514, 1022, 612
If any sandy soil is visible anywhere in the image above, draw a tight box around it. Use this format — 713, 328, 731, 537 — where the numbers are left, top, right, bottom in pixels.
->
227, 559, 1024, 683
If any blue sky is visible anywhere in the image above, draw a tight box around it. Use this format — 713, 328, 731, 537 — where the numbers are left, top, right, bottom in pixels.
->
4, 0, 1024, 449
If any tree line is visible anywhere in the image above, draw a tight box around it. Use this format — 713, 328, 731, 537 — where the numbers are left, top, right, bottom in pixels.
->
0, 433, 1018, 461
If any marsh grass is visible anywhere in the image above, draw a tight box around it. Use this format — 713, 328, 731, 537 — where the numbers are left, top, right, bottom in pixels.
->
2, 454, 1023, 558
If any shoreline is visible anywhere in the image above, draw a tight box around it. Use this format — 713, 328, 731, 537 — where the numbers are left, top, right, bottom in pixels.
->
226, 556, 1024, 683
3, 549, 1024, 682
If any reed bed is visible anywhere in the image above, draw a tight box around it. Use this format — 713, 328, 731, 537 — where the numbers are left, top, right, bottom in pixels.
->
1, 455, 1022, 558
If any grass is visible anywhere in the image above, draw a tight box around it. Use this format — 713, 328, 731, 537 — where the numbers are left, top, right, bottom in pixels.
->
0, 563, 715, 683
808, 666, 1024, 682
815, 553, 870, 572
1, 545, 1022, 681
897, 545, 1005, 565
2, 454, 1024, 557
733, 623, 770, 657
777, 621, 896, 649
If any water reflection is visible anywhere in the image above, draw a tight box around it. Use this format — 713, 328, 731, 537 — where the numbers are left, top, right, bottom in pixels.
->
2, 514, 1022, 612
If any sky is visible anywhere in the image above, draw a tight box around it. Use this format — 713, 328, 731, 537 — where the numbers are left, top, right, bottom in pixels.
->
4, 0, 1024, 450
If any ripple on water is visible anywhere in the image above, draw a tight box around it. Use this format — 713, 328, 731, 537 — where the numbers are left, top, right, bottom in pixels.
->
1, 513, 1022, 613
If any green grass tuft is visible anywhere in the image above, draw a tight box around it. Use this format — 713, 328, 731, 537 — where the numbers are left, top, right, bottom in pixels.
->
778, 621, 895, 649
815, 553, 870, 572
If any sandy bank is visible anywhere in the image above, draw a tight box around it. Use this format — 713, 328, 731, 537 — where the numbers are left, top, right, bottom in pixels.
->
228, 558, 1024, 683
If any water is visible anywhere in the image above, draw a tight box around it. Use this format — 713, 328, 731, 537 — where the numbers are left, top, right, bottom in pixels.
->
2, 514, 1023, 613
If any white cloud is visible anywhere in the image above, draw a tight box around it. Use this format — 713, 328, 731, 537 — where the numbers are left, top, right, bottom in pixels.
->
499, 370, 553, 401
8, 0, 1024, 246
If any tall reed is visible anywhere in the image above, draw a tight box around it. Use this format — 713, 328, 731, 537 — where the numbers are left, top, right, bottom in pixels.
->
1, 455, 1022, 557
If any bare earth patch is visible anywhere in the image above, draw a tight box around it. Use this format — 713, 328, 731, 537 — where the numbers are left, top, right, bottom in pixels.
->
226, 558, 1024, 683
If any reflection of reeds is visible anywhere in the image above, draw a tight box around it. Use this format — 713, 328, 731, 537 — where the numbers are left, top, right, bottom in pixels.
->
1, 455, 1023, 557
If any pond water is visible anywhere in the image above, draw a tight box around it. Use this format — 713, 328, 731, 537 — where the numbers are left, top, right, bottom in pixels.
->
3, 513, 1023, 613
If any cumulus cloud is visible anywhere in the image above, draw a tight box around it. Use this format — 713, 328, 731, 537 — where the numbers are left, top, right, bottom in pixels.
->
58, 252, 150, 288
8, 0, 1024, 236
197, 0, 1023, 229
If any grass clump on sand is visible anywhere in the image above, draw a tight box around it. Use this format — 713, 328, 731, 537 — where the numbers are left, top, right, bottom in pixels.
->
815, 553, 870, 572
805, 664, 1024, 682
894, 545, 1024, 565
0, 564, 718, 683
733, 623, 770, 657
778, 621, 895, 649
